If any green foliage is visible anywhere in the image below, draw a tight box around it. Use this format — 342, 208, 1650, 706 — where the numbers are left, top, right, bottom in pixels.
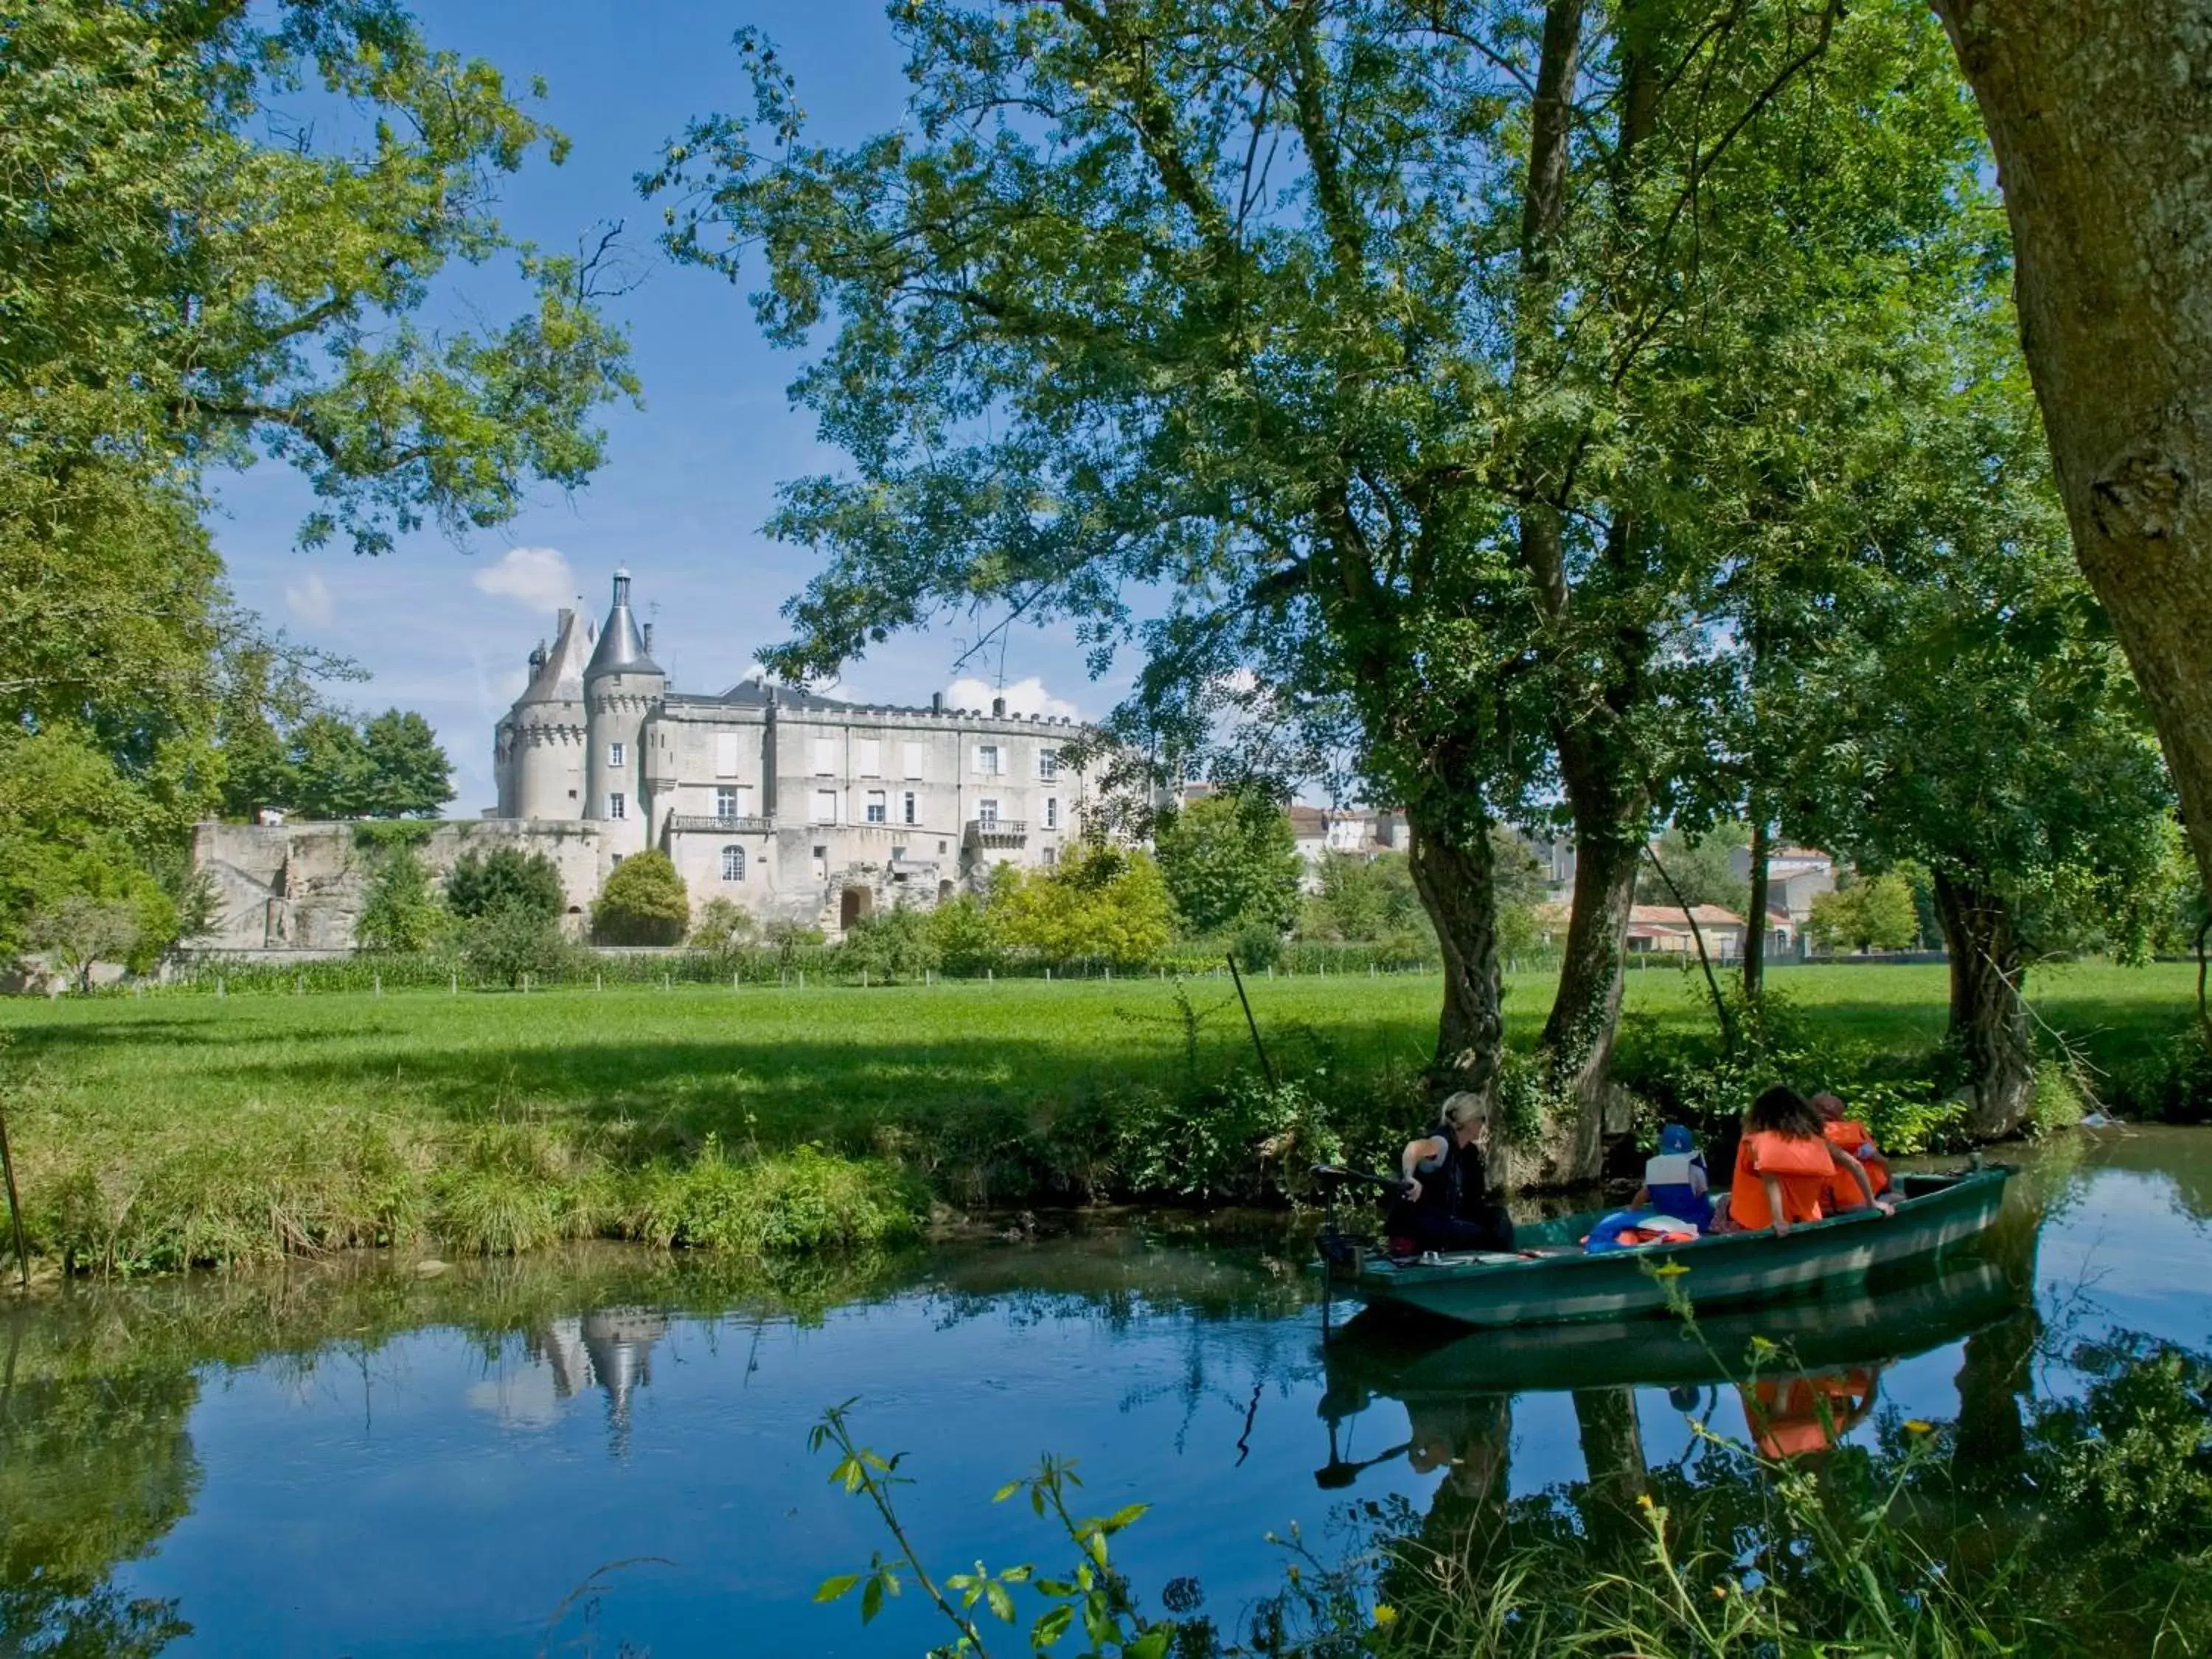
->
1154, 794, 1303, 941
998, 844, 1175, 968
1807, 874, 1921, 954
639, 1143, 923, 1254
1635, 825, 1753, 919
444, 846, 566, 924
841, 905, 939, 984
355, 845, 447, 955
690, 897, 760, 955
1298, 852, 1439, 968
810, 1404, 1178, 1659
0, 728, 184, 969
25, 897, 146, 992
1115, 1074, 1344, 1206
2, 0, 636, 557
240, 707, 457, 821
459, 904, 573, 990
591, 849, 690, 946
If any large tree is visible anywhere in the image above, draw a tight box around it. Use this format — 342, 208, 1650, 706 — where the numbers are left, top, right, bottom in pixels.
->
1, 0, 638, 555
1152, 792, 1304, 939
1930, 1, 2212, 905
654, 0, 1989, 1178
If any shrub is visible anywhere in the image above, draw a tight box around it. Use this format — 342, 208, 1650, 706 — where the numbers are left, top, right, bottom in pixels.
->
841, 904, 939, 983
461, 903, 574, 988
591, 849, 689, 945
355, 844, 445, 953
445, 845, 565, 922
690, 896, 759, 954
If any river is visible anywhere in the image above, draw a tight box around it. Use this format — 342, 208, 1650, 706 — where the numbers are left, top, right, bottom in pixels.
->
3, 1127, 2208, 1657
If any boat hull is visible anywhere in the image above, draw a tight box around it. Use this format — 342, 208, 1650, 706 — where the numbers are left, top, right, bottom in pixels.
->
1329, 1166, 2011, 1329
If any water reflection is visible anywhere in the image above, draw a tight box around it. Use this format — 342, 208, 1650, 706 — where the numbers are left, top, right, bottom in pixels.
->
0, 1130, 2206, 1657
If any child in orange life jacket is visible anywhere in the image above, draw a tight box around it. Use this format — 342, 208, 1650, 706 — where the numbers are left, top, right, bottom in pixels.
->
1722, 1086, 1883, 1237
1810, 1091, 1892, 1197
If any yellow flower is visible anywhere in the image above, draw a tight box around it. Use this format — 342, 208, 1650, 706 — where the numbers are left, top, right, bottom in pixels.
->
1636, 1493, 1654, 1509
1652, 1262, 1691, 1279
1714, 1584, 1729, 1599
1905, 1419, 1935, 1435
1373, 1604, 1399, 1630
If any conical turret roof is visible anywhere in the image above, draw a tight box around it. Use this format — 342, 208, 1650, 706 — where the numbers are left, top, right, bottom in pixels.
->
585, 567, 662, 680
514, 605, 594, 707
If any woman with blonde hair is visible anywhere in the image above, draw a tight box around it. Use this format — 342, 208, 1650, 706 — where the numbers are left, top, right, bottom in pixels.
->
1385, 1093, 1516, 1254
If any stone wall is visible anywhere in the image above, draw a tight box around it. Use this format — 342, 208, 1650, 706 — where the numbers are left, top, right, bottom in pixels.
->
191, 820, 606, 953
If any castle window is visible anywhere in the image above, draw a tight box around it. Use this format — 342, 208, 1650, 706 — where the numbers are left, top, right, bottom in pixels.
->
1043, 845, 1057, 867
715, 786, 739, 821
812, 737, 837, 774
866, 790, 887, 824
1045, 796, 1060, 830
857, 739, 882, 776
1038, 749, 1060, 781
721, 845, 746, 882
978, 797, 1000, 828
608, 742, 625, 768
714, 732, 741, 776
902, 790, 918, 825
891, 845, 906, 863
974, 744, 1001, 776
608, 792, 626, 820
812, 789, 838, 824
903, 742, 925, 779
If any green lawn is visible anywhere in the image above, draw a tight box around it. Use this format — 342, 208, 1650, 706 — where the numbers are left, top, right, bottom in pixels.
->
1, 959, 2199, 1270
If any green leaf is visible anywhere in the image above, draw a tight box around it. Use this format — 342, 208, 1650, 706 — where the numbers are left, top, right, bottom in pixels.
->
814, 1574, 861, 1603
860, 1576, 885, 1624
1125, 1631, 1172, 1659
986, 1581, 1016, 1623
993, 1480, 1024, 1503
1031, 1604, 1074, 1648
1100, 1503, 1150, 1534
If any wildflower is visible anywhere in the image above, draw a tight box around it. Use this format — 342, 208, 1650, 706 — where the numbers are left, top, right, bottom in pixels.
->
1905, 1419, 1935, 1435
1373, 1604, 1399, 1630
1636, 1493, 1654, 1509
1652, 1262, 1691, 1279
1714, 1584, 1729, 1598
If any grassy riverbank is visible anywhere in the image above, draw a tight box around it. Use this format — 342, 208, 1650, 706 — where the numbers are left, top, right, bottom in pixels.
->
1, 961, 2201, 1272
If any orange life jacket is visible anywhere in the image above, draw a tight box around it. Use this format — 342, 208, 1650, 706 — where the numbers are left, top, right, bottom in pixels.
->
1822, 1118, 1891, 1196
1730, 1130, 1835, 1231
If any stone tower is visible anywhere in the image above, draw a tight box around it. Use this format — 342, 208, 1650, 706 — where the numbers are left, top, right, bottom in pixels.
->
496, 605, 594, 820
583, 567, 665, 855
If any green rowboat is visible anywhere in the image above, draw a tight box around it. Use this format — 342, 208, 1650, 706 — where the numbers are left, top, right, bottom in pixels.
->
1319, 1254, 2019, 1406
1316, 1164, 2011, 1329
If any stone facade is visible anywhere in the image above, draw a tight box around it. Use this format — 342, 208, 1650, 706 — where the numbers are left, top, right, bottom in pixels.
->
194, 819, 606, 951
192, 568, 1099, 952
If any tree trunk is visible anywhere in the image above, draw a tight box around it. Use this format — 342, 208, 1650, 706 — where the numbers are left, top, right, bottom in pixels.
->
1954, 1183, 2043, 1481
1407, 807, 1505, 1114
1933, 1, 2212, 900
1571, 1385, 1649, 1551
1743, 817, 1771, 1003
1534, 810, 1641, 1183
1932, 869, 2036, 1138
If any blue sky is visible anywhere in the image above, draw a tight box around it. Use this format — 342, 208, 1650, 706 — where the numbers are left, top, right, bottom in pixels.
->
215, 1, 1111, 813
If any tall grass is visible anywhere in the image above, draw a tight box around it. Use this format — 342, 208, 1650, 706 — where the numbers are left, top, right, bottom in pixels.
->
0, 964, 2199, 1273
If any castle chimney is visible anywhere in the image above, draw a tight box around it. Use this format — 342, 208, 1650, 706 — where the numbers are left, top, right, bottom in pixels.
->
931, 691, 944, 713
642, 622, 655, 655
992, 695, 1006, 717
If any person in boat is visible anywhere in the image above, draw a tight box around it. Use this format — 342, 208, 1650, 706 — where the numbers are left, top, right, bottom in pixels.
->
1387, 1093, 1516, 1255
1630, 1122, 1713, 1231
1810, 1091, 1892, 1197
1717, 1085, 1883, 1237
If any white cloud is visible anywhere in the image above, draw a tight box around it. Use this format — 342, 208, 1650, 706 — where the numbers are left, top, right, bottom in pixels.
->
942, 675, 1082, 721
283, 571, 334, 628
473, 546, 577, 613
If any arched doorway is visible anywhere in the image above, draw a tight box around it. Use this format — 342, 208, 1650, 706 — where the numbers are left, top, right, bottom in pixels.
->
840, 886, 874, 930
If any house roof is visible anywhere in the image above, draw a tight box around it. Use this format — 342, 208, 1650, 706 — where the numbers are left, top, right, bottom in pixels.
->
1629, 903, 1745, 928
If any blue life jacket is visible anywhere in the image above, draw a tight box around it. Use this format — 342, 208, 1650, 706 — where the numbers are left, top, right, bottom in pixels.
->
1644, 1124, 1712, 1228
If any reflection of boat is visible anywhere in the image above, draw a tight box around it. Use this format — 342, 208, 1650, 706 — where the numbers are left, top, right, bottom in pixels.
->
1320, 1256, 2018, 1411
1319, 1166, 2010, 1328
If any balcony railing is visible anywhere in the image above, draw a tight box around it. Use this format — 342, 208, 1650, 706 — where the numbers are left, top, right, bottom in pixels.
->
667, 813, 773, 835
964, 818, 1028, 848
